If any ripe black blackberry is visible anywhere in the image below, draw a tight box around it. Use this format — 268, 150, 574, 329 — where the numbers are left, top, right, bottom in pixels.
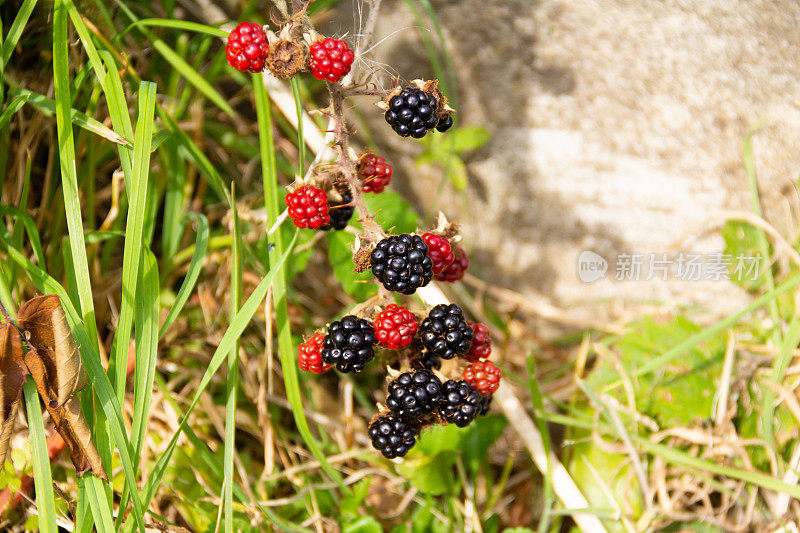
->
418, 304, 473, 359
384, 88, 440, 138
478, 395, 492, 416
438, 379, 482, 427
368, 413, 420, 459
386, 369, 442, 419
320, 315, 375, 372
411, 351, 441, 371
436, 114, 454, 132
321, 185, 354, 231
370, 234, 433, 295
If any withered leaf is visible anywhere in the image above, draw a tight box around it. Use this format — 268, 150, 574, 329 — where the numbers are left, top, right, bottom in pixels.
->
18, 295, 88, 407
0, 323, 25, 468
24, 347, 107, 481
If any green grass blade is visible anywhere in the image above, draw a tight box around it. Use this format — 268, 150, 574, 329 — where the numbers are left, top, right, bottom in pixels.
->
223, 186, 242, 533
85, 476, 115, 532
254, 73, 346, 491
121, 18, 227, 39
527, 356, 554, 533
132, 233, 298, 519
291, 77, 305, 174
130, 249, 160, 459
12, 88, 130, 146
159, 213, 209, 338
110, 80, 156, 405
2, 0, 38, 64
0, 205, 47, 268
762, 312, 800, 450
23, 378, 57, 533
53, 0, 101, 354
0, 93, 29, 129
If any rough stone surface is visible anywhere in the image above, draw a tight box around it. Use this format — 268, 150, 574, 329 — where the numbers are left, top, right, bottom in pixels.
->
333, 0, 800, 319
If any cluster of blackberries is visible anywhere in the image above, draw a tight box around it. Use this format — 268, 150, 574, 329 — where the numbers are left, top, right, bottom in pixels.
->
384, 87, 453, 138
298, 303, 501, 459
369, 233, 469, 294
226, 24, 355, 83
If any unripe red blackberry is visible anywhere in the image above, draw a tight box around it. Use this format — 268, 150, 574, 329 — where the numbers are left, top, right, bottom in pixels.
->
285, 186, 330, 229
463, 360, 501, 397
421, 233, 454, 275
320, 185, 354, 231
374, 304, 418, 350
358, 153, 393, 193
438, 380, 482, 427
384, 87, 440, 138
436, 247, 469, 282
297, 332, 331, 374
320, 315, 376, 373
308, 38, 355, 83
370, 234, 434, 295
368, 413, 419, 459
463, 322, 491, 363
225, 22, 270, 73
386, 369, 443, 419
418, 304, 473, 360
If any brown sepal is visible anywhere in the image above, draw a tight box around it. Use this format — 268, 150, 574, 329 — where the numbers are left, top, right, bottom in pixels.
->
266, 39, 307, 79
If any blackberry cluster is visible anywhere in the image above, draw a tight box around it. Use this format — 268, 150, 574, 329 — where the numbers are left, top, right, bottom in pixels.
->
421, 232, 454, 275
386, 370, 442, 419
370, 234, 433, 294
321, 185, 354, 231
320, 315, 375, 372
384, 88, 440, 138
436, 114, 454, 132
479, 396, 492, 416
418, 304, 473, 360
438, 379, 482, 427
368, 414, 419, 459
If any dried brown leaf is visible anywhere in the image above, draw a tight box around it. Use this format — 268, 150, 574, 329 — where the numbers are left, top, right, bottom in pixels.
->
24, 347, 107, 481
18, 295, 87, 407
0, 324, 25, 468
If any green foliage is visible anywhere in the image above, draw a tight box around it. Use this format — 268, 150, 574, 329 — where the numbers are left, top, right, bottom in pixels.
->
397, 416, 506, 495
416, 126, 490, 192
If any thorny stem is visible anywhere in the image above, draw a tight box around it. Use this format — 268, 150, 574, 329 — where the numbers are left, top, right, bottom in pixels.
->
326, 82, 387, 241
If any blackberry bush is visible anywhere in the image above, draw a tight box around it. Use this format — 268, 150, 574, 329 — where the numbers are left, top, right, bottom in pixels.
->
418, 304, 473, 360
370, 234, 433, 294
225, 22, 269, 73
436, 247, 469, 282
285, 186, 330, 229
357, 152, 393, 193
386, 369, 442, 419
421, 232, 454, 275
320, 315, 376, 373
463, 360, 502, 396
308, 38, 355, 83
297, 332, 331, 374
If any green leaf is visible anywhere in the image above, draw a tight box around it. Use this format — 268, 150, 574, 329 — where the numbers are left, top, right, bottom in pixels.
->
326, 231, 376, 301
340, 478, 371, 523
365, 190, 420, 234
0, 94, 30, 130
342, 516, 382, 533
395, 450, 457, 496
449, 126, 490, 153
461, 415, 507, 472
